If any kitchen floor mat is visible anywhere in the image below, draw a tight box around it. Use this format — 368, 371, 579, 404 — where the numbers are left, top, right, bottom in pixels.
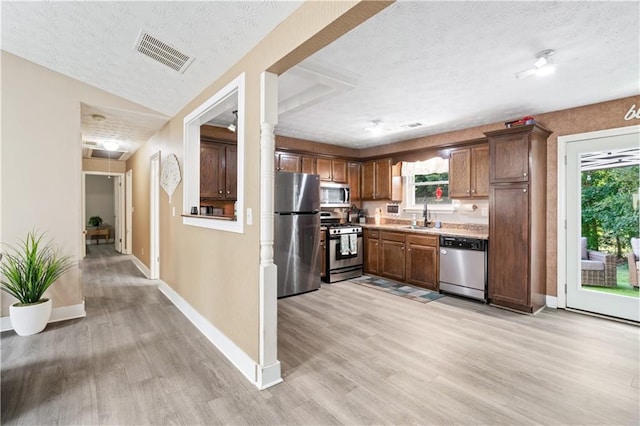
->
348, 275, 445, 304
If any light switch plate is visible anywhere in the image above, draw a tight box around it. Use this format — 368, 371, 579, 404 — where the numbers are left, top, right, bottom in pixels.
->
247, 208, 253, 225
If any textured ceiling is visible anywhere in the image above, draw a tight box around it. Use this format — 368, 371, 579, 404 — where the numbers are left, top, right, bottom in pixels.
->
2, 1, 639, 154
1, 1, 302, 117
81, 104, 170, 161
277, 1, 640, 148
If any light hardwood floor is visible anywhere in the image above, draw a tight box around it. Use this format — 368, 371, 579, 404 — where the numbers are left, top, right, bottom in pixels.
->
2, 244, 639, 425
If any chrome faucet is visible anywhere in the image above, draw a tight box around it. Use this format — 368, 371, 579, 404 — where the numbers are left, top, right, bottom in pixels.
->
423, 195, 431, 227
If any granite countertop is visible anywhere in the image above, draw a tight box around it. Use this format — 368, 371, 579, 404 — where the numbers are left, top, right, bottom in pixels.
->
359, 223, 489, 240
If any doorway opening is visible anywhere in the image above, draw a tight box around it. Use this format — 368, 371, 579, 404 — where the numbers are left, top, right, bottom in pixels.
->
82, 171, 126, 258
558, 125, 640, 322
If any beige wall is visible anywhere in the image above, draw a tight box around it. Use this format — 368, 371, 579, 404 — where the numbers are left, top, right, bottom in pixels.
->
126, 1, 392, 362
359, 95, 640, 297
1, 51, 165, 316
82, 158, 126, 173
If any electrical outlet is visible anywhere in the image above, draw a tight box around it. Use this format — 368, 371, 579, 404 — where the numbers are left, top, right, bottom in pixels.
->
481, 208, 488, 217
247, 208, 253, 225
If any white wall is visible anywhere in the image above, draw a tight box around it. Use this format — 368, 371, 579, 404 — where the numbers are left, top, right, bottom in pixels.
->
85, 175, 115, 227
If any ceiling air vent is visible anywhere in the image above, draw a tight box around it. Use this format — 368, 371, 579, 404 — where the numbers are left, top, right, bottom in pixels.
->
134, 31, 194, 74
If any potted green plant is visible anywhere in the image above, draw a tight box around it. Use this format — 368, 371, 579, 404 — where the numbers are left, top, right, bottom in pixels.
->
88, 216, 103, 227
0, 231, 73, 336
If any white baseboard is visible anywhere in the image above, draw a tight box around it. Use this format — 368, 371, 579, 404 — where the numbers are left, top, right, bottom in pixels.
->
257, 362, 283, 390
1, 302, 86, 332
157, 280, 264, 388
546, 295, 558, 308
130, 255, 150, 278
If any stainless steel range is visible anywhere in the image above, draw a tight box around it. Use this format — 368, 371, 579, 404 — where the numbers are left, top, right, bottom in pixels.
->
321, 214, 363, 283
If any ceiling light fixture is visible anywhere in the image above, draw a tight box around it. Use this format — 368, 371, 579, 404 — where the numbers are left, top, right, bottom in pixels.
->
227, 110, 238, 132
91, 114, 106, 121
103, 141, 119, 151
515, 49, 556, 79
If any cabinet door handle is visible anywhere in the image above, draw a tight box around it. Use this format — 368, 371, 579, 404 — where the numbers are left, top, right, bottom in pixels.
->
408, 248, 411, 252
466, 190, 470, 194
523, 188, 527, 193
523, 172, 528, 177
226, 190, 230, 194
471, 189, 476, 193
219, 190, 223, 194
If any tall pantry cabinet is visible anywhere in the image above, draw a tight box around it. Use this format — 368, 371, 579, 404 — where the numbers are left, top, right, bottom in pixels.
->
485, 124, 551, 314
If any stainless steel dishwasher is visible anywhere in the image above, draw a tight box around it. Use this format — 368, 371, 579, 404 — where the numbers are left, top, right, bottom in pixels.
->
439, 236, 487, 301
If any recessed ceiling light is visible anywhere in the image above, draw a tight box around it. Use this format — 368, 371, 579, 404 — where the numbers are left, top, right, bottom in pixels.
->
91, 114, 106, 121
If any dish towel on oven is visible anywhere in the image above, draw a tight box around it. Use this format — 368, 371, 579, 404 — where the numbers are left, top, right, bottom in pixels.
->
340, 235, 350, 256
349, 233, 358, 255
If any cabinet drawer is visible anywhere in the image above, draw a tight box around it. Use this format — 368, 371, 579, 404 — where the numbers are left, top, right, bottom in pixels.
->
366, 229, 379, 239
406, 234, 437, 247
381, 231, 405, 243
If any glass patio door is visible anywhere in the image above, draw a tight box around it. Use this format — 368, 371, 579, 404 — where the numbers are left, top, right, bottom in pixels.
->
565, 129, 639, 322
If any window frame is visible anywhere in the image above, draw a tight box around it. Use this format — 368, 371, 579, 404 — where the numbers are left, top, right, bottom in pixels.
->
182, 74, 245, 233
404, 170, 454, 213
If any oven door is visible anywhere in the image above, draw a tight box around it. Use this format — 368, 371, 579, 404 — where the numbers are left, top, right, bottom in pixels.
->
329, 234, 363, 269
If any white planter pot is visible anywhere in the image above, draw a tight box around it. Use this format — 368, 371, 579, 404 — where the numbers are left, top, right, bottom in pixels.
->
9, 298, 52, 336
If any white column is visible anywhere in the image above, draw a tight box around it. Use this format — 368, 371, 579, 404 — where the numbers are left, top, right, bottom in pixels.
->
257, 71, 281, 389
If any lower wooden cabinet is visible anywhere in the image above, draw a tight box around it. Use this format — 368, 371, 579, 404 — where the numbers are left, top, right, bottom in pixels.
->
405, 234, 438, 290
364, 230, 439, 290
364, 229, 380, 275
381, 231, 405, 281
320, 229, 327, 280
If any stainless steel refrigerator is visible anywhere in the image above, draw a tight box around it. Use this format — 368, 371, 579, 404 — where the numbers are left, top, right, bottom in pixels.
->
274, 172, 321, 298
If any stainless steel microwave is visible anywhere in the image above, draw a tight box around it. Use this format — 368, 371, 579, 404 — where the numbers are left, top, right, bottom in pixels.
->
320, 182, 350, 208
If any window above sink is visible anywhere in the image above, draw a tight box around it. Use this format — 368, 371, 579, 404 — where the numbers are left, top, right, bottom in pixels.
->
402, 157, 453, 212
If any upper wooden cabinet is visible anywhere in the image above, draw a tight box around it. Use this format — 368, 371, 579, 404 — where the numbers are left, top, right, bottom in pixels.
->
488, 127, 545, 183
275, 152, 301, 173
348, 162, 362, 203
449, 144, 489, 198
301, 155, 316, 174
201, 141, 237, 200
317, 158, 347, 183
361, 158, 393, 200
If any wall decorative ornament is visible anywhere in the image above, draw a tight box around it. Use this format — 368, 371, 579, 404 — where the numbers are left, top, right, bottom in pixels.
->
160, 154, 181, 203
624, 104, 640, 121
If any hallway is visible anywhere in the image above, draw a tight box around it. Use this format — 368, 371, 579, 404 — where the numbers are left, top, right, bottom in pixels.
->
2, 247, 639, 425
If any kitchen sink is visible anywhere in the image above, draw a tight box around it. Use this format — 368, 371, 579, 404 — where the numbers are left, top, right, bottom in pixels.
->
402, 225, 428, 230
